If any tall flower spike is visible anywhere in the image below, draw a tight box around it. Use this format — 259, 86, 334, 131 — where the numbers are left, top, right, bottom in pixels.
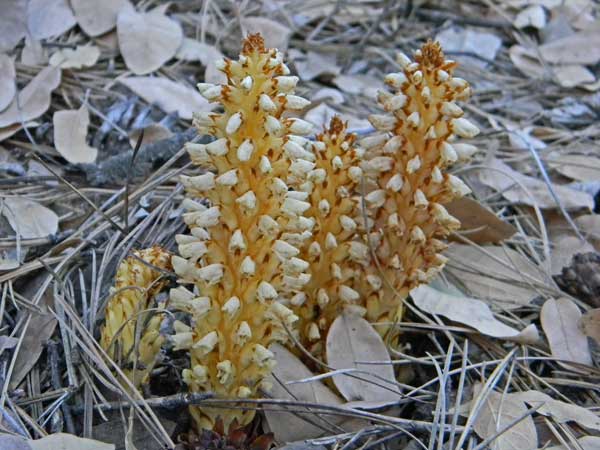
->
100, 247, 171, 388
360, 40, 479, 332
290, 117, 365, 356
176, 33, 312, 431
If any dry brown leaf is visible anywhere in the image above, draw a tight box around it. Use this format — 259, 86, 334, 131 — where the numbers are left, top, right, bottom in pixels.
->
575, 214, 600, 251
472, 389, 538, 450
117, 4, 183, 75
445, 245, 546, 310
326, 311, 402, 403
540, 297, 592, 365
548, 153, 600, 182
479, 157, 593, 211
0, 54, 16, 112
27, 0, 76, 40
71, 0, 130, 36
292, 51, 341, 81
120, 76, 212, 120
579, 308, 600, 344
53, 105, 98, 164
554, 64, 596, 87
28, 433, 114, 450
9, 273, 58, 389
539, 30, 600, 65
435, 27, 502, 68
1, 197, 59, 239
241, 17, 292, 51
128, 123, 172, 148
0, 66, 61, 128
550, 235, 594, 275
49, 44, 101, 69
0, 0, 27, 52
509, 45, 545, 79
447, 197, 516, 244
513, 390, 600, 431
265, 344, 343, 442
412, 284, 540, 343
174, 39, 226, 84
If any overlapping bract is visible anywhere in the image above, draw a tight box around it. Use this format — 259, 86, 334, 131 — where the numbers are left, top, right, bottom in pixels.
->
170, 34, 315, 431
100, 246, 171, 387
357, 40, 479, 330
291, 117, 366, 355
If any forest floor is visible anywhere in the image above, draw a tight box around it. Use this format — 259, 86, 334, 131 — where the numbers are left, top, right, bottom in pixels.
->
1, 1, 600, 449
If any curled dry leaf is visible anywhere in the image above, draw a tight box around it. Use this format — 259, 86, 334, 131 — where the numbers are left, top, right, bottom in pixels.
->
49, 44, 101, 69
472, 388, 538, 450
412, 284, 540, 343
1, 197, 59, 239
445, 245, 546, 309
513, 390, 600, 431
0, 66, 61, 128
28, 433, 115, 450
71, 0, 130, 37
446, 197, 516, 244
479, 157, 593, 211
579, 308, 600, 344
241, 17, 292, 51
53, 105, 98, 164
540, 297, 592, 365
326, 311, 402, 403
120, 76, 212, 120
27, 0, 76, 40
265, 344, 343, 442
117, 4, 183, 75
0, 0, 27, 52
0, 54, 16, 112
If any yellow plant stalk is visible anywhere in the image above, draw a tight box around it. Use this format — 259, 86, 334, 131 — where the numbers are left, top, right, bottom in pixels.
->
291, 116, 367, 355
100, 246, 171, 387
170, 34, 315, 431
358, 40, 479, 329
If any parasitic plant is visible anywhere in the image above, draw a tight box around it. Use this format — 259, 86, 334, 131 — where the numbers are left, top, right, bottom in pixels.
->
291, 116, 367, 356
100, 247, 171, 388
170, 34, 316, 431
357, 40, 479, 331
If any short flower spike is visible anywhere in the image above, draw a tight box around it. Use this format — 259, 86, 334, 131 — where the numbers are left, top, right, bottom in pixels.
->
100, 247, 171, 387
291, 116, 366, 355
359, 40, 479, 329
175, 33, 314, 431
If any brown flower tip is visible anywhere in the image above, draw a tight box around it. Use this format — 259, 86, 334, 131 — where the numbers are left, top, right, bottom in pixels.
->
242, 33, 266, 54
325, 115, 347, 136
415, 40, 447, 69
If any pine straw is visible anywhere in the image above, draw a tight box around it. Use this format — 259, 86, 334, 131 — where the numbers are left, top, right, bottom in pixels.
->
1, 1, 599, 449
